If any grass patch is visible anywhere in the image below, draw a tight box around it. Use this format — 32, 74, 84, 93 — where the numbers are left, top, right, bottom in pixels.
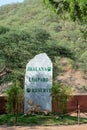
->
0, 114, 87, 126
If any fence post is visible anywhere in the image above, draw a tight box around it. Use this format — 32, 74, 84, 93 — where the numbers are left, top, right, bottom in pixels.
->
76, 100, 80, 125
78, 104, 80, 125
76, 100, 78, 118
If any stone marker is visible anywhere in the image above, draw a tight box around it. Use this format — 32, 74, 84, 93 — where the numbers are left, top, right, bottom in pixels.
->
24, 53, 52, 114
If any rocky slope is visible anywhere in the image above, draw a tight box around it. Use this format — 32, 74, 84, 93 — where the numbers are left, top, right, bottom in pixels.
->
57, 58, 87, 95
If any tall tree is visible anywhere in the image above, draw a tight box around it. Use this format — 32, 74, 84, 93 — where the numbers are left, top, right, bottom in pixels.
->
44, 0, 87, 22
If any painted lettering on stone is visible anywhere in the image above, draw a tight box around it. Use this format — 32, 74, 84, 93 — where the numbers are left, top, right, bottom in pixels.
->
24, 53, 52, 114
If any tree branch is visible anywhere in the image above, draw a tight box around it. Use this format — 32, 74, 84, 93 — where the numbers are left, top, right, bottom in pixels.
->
0, 66, 6, 74
0, 66, 12, 79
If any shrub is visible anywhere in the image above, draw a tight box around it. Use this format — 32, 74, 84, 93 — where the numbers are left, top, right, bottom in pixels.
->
52, 82, 73, 114
5, 80, 24, 114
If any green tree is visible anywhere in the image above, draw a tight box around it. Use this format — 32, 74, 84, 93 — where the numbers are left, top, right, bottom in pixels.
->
44, 0, 87, 23
0, 29, 32, 84
0, 26, 75, 84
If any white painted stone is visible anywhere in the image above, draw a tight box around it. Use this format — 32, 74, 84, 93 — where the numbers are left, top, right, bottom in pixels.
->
24, 53, 52, 113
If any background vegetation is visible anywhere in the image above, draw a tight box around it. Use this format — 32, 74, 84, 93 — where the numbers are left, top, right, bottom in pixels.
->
0, 0, 87, 86
44, 0, 87, 23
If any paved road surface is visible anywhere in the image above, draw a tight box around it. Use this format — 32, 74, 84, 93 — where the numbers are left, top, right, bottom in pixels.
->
0, 125, 87, 130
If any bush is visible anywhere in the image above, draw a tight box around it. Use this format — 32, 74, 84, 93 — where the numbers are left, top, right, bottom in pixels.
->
0, 26, 9, 35
52, 82, 73, 114
5, 80, 24, 114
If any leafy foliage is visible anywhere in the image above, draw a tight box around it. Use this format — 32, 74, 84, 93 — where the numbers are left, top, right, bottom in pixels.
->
0, 0, 87, 84
44, 0, 87, 22
0, 25, 75, 83
0, 26, 10, 34
80, 51, 87, 72
5, 80, 24, 114
52, 82, 73, 114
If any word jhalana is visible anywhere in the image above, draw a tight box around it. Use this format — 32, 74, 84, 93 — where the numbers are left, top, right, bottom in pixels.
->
27, 67, 51, 72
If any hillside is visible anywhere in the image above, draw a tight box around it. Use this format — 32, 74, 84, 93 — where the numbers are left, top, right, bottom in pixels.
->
0, 0, 87, 94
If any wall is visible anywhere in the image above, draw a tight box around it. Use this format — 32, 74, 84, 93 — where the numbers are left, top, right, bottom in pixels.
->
0, 96, 24, 114
52, 95, 87, 113
0, 96, 6, 114
1, 95, 87, 114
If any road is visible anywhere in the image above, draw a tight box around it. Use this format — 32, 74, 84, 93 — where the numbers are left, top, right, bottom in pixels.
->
0, 125, 87, 130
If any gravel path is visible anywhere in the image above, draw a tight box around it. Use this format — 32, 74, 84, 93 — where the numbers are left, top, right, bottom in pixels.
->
0, 125, 87, 130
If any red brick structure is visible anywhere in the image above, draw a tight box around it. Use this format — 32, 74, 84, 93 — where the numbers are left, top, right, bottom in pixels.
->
0, 95, 24, 114
52, 95, 87, 113
0, 96, 6, 114
68, 95, 87, 112
0, 95, 87, 114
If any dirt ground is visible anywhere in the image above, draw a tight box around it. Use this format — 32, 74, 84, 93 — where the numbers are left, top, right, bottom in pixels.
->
70, 112, 87, 118
0, 125, 87, 130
